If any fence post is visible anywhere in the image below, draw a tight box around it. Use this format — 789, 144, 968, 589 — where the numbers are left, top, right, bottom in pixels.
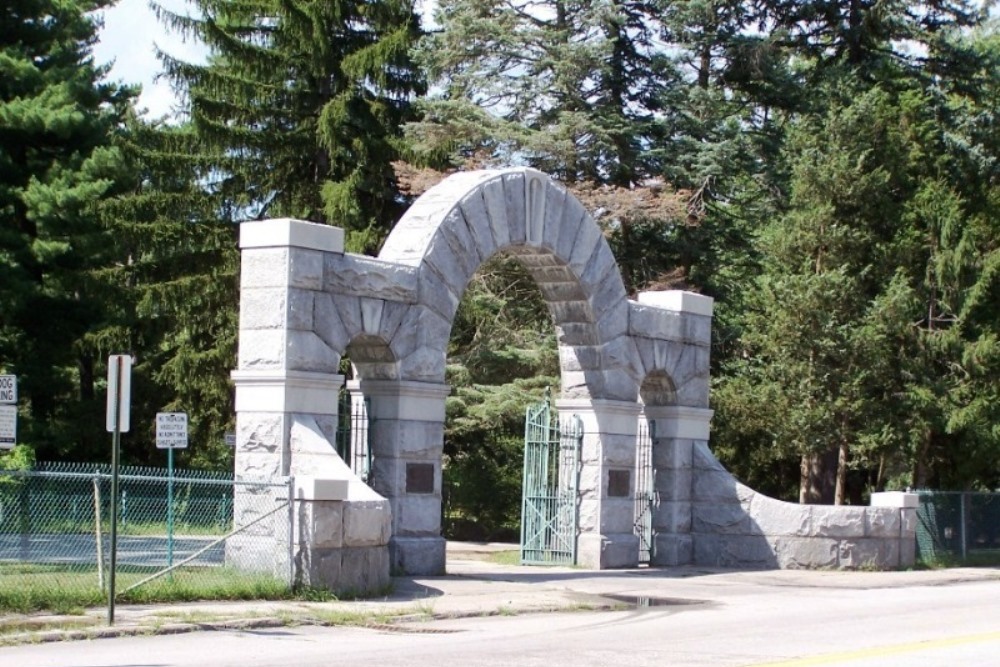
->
287, 475, 295, 588
960, 492, 968, 561
93, 474, 104, 592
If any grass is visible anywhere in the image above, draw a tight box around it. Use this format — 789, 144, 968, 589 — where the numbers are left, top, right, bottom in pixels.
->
486, 549, 521, 566
0, 563, 293, 615
916, 550, 1000, 569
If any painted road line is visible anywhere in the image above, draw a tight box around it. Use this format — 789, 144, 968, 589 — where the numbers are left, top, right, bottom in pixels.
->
749, 630, 1000, 667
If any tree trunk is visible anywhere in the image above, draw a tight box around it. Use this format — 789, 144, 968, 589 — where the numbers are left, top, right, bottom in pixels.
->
834, 439, 848, 505
799, 453, 823, 504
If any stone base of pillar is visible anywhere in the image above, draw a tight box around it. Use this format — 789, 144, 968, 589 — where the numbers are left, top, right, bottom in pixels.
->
578, 532, 639, 569
390, 536, 446, 575
650, 533, 693, 566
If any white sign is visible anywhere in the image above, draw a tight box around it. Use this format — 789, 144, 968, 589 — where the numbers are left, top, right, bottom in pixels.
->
0, 375, 16, 404
106, 355, 132, 432
156, 412, 188, 449
0, 405, 16, 449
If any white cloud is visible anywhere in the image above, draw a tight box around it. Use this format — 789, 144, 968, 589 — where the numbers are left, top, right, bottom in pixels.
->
92, 0, 205, 120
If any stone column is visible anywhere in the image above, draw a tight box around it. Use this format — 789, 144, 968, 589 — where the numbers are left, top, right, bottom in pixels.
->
230, 219, 345, 583
559, 398, 642, 569
646, 405, 713, 566
870, 491, 920, 567
361, 378, 451, 575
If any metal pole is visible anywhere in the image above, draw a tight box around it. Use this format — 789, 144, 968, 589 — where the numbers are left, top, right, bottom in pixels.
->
167, 446, 174, 570
108, 361, 123, 626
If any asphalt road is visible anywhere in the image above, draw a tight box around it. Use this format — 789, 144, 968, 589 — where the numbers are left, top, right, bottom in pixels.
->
3, 575, 998, 666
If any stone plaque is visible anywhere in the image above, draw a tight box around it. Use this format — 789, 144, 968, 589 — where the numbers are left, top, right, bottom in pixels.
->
406, 463, 435, 494
607, 469, 631, 498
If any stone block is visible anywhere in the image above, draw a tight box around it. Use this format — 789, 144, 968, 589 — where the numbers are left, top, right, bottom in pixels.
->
654, 467, 693, 502
900, 535, 916, 567
395, 495, 442, 535
237, 413, 286, 452
390, 536, 446, 575
295, 501, 344, 549
598, 299, 630, 343
400, 346, 447, 382
600, 497, 636, 532
651, 534, 693, 566
502, 172, 527, 245
340, 546, 390, 594
651, 438, 694, 470
810, 506, 866, 538
368, 419, 443, 458
549, 299, 593, 323
554, 197, 586, 262
287, 248, 324, 290
227, 534, 288, 578
602, 367, 638, 401
601, 434, 637, 467
837, 539, 883, 569
683, 313, 713, 345
241, 218, 344, 253
692, 442, 729, 472
567, 217, 602, 277
629, 303, 684, 340
693, 534, 778, 568
343, 499, 392, 548
746, 494, 812, 537
577, 532, 639, 569
555, 322, 600, 347
480, 177, 511, 248
416, 263, 462, 322
324, 253, 418, 303
692, 469, 742, 503
359, 298, 385, 337
635, 290, 713, 316
240, 288, 287, 329
866, 507, 902, 538
775, 537, 838, 569
241, 248, 289, 288
238, 329, 285, 369
287, 330, 338, 372
675, 374, 710, 409
297, 546, 342, 589
313, 293, 351, 353
457, 194, 496, 263
692, 502, 751, 534
652, 500, 692, 533
437, 208, 481, 283
559, 345, 602, 372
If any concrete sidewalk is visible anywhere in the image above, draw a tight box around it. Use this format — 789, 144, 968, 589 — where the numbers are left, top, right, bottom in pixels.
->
2, 543, 998, 646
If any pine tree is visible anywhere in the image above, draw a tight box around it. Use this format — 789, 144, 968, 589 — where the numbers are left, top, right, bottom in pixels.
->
155, 0, 425, 252
0, 0, 132, 458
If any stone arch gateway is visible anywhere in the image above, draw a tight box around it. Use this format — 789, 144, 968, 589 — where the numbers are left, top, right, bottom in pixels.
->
231, 168, 917, 594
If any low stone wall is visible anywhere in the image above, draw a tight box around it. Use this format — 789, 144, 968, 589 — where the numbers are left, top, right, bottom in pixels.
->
688, 442, 917, 569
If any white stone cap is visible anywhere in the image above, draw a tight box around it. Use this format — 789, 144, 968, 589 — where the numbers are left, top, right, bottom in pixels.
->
294, 476, 349, 501
240, 218, 345, 253
637, 290, 714, 317
870, 491, 919, 509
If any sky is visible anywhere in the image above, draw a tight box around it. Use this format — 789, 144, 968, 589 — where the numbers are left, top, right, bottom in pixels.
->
92, 0, 205, 120
92, 0, 438, 120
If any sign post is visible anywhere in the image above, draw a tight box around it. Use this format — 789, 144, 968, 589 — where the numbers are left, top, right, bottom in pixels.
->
156, 412, 188, 569
105, 355, 132, 625
0, 375, 16, 450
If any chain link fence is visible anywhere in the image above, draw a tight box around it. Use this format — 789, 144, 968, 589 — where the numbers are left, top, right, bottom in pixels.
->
915, 491, 1000, 564
0, 462, 292, 612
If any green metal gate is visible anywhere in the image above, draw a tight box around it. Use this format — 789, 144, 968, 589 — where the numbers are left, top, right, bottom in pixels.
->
634, 419, 655, 564
335, 390, 372, 482
520, 396, 583, 565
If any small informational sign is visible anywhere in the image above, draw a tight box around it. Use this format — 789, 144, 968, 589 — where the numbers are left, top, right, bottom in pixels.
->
156, 412, 188, 449
0, 405, 16, 449
224, 432, 237, 447
105, 355, 132, 432
0, 375, 16, 404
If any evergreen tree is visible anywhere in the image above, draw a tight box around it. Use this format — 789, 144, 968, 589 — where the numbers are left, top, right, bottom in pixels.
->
155, 0, 425, 252
0, 0, 132, 458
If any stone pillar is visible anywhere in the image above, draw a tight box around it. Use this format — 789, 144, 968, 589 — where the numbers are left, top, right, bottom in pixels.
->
646, 406, 713, 566
870, 491, 920, 567
230, 219, 347, 585
559, 398, 642, 569
362, 378, 450, 575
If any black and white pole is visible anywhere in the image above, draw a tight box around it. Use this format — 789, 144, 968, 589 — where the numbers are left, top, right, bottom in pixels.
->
105, 355, 132, 625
